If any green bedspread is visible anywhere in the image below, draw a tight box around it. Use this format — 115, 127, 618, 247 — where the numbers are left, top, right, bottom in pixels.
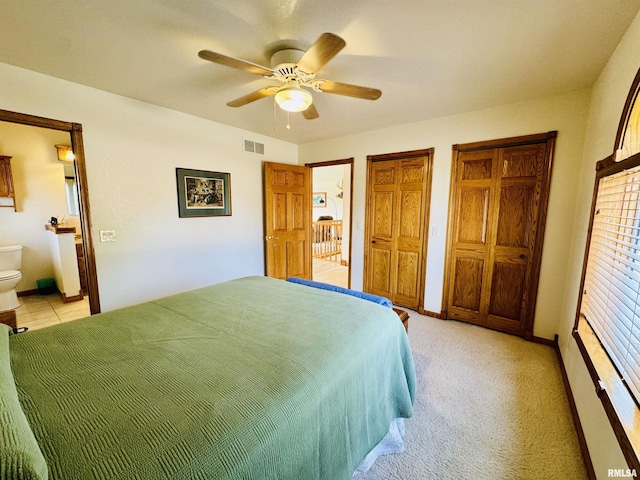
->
6, 276, 416, 480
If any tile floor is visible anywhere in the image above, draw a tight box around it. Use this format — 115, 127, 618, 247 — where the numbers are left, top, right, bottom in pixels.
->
312, 257, 349, 288
15, 293, 91, 331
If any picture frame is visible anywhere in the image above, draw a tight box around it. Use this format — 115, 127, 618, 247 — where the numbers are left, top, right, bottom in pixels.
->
176, 168, 231, 217
312, 192, 327, 207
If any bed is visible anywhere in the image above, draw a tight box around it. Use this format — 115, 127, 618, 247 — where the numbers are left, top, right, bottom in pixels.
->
1, 276, 416, 480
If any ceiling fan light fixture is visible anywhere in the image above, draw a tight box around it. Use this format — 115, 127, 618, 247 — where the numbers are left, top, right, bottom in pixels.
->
275, 86, 312, 112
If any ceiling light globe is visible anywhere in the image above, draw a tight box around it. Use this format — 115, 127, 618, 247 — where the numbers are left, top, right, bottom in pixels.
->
275, 87, 312, 112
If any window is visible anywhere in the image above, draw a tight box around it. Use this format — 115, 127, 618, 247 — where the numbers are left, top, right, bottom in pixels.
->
618, 78, 640, 161
574, 67, 640, 471
581, 160, 640, 394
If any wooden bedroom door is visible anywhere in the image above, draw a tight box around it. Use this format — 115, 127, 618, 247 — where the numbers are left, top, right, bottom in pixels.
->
444, 132, 556, 338
263, 161, 312, 280
364, 150, 433, 310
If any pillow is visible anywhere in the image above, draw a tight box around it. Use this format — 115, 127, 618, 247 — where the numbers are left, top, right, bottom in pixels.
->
0, 324, 48, 480
286, 277, 393, 308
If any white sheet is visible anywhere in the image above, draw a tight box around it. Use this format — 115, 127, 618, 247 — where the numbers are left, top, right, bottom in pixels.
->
352, 418, 406, 477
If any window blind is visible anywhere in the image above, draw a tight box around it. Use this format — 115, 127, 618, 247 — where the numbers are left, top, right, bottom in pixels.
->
582, 164, 640, 402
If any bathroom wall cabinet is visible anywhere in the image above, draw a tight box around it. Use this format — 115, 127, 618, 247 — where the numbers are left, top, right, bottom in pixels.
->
0, 156, 16, 211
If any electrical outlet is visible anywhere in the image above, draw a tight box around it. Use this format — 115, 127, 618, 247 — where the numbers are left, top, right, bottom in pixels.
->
99, 229, 116, 242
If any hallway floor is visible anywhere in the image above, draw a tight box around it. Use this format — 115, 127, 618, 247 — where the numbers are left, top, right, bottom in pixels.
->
312, 258, 349, 288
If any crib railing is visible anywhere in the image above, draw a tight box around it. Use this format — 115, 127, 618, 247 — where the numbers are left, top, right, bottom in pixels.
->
312, 220, 342, 263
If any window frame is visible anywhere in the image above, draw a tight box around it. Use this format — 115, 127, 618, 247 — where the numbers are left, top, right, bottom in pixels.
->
574, 66, 640, 471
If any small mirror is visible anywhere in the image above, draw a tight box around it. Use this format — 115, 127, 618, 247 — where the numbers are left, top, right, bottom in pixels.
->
63, 162, 80, 216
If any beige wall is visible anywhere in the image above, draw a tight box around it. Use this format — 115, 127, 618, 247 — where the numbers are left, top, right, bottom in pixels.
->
559, 9, 640, 478
0, 62, 298, 312
0, 122, 78, 292
300, 88, 591, 340
312, 165, 344, 221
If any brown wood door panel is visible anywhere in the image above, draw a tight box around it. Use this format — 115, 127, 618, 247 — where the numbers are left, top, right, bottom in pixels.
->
264, 162, 311, 280
456, 187, 491, 244
445, 133, 556, 338
488, 260, 527, 320
459, 150, 495, 181
268, 242, 288, 279
496, 184, 535, 248
398, 190, 423, 239
501, 144, 545, 178
450, 254, 484, 313
369, 245, 392, 295
372, 190, 395, 239
395, 249, 420, 302
287, 239, 308, 278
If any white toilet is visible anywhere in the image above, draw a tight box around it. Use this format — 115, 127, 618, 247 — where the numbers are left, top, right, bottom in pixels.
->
0, 245, 22, 312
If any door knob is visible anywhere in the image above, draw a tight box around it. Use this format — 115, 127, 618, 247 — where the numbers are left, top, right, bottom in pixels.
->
265, 235, 274, 240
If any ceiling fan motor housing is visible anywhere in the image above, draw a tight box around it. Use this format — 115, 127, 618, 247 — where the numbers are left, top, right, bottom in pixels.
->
270, 49, 315, 85
270, 49, 304, 69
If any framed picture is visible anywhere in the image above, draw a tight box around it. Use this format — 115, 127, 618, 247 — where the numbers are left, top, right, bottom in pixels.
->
312, 192, 327, 207
176, 168, 231, 217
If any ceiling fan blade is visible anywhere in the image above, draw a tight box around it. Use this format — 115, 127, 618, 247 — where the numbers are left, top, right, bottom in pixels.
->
302, 103, 319, 120
198, 50, 273, 77
227, 87, 277, 107
317, 80, 382, 100
296, 33, 346, 74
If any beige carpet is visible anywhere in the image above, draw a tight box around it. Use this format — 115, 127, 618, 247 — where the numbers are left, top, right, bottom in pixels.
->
360, 311, 588, 480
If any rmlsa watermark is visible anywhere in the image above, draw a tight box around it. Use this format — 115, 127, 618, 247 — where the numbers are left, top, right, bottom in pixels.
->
609, 469, 638, 478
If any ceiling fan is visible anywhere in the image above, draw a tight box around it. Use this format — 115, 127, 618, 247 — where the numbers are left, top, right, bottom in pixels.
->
198, 33, 381, 120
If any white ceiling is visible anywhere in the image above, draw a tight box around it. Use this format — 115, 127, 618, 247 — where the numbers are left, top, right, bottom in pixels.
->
1, 0, 639, 145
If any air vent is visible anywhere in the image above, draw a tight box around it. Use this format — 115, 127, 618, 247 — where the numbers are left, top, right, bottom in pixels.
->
243, 139, 265, 155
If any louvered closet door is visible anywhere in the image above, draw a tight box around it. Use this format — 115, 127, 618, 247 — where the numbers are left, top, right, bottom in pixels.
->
446, 134, 554, 337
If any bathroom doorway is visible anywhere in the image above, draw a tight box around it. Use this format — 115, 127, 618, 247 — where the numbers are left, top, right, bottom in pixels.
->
0, 109, 100, 318
307, 159, 353, 289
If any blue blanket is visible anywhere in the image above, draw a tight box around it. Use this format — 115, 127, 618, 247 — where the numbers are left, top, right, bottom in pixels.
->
286, 277, 393, 308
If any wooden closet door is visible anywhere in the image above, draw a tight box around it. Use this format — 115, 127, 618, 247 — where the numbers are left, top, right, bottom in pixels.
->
485, 144, 547, 335
365, 152, 432, 310
446, 133, 555, 338
395, 158, 429, 307
367, 160, 397, 298
447, 149, 498, 325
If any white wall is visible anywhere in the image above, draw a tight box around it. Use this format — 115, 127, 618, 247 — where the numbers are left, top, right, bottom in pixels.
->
559, 10, 640, 478
299, 88, 591, 340
0, 62, 298, 311
0, 122, 77, 291
312, 164, 344, 221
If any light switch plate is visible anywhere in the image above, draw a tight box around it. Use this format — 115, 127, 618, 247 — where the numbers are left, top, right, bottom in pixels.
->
99, 229, 116, 242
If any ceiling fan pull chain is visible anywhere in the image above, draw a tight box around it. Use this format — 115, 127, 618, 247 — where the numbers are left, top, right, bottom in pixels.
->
286, 111, 291, 130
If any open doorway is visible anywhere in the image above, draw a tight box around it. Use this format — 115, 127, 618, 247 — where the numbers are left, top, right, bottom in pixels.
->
307, 159, 353, 288
0, 109, 100, 325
